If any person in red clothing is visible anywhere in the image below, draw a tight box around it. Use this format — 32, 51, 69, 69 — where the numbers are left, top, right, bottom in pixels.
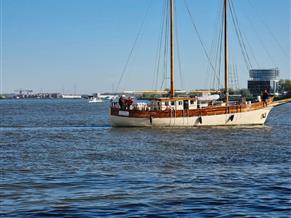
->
126, 97, 133, 110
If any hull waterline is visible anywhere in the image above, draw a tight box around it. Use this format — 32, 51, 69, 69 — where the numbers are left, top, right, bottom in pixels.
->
110, 106, 273, 127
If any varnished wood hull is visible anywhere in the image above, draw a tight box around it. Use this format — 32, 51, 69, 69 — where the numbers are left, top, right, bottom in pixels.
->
110, 102, 273, 127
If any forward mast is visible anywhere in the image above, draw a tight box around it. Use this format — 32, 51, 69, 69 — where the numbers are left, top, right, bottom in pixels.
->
169, 0, 229, 103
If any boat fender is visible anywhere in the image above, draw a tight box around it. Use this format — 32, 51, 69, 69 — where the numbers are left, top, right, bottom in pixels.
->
229, 114, 234, 122
150, 116, 153, 124
198, 116, 202, 124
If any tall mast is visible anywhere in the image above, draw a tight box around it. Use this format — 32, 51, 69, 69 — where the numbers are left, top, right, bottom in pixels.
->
224, 0, 229, 105
170, 0, 175, 98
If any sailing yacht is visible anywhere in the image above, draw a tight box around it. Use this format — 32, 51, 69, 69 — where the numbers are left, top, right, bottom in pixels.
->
110, 0, 274, 127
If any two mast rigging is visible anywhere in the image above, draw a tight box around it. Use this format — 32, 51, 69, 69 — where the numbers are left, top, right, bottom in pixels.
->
110, 0, 283, 127
116, 0, 232, 102
169, 0, 229, 104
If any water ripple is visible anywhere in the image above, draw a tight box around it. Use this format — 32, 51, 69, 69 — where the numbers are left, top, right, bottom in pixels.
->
1, 100, 291, 217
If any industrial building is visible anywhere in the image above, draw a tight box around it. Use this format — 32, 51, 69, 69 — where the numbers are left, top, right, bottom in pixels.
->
248, 69, 279, 96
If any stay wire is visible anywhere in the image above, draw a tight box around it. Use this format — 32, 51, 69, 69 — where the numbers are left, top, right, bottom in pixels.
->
229, 0, 252, 70
115, 0, 153, 92
230, 0, 253, 69
153, 0, 167, 90
208, 3, 223, 90
231, 0, 260, 68
213, 3, 224, 90
244, 0, 277, 66
247, 0, 289, 58
160, 3, 170, 91
174, 4, 185, 90
207, 3, 221, 90
183, 0, 222, 88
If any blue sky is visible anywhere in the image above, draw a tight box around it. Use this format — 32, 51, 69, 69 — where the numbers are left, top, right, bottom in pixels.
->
1, 0, 290, 94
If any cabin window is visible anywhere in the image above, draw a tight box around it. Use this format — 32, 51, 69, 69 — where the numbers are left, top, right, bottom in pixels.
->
165, 102, 169, 106
190, 100, 194, 104
178, 101, 182, 105
171, 101, 175, 106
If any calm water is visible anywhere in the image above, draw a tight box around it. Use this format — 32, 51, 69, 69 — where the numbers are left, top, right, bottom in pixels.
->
1, 99, 291, 217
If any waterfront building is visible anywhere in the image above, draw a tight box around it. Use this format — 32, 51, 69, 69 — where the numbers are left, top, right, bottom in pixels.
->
248, 69, 279, 95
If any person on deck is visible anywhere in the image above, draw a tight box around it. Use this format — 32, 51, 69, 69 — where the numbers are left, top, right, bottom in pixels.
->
119, 96, 125, 110
262, 90, 269, 106
127, 97, 133, 110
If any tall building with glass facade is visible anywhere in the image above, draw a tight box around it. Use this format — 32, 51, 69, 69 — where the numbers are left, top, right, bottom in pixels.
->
248, 69, 279, 95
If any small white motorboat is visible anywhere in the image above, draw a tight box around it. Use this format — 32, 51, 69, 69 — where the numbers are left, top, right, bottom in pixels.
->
88, 97, 103, 103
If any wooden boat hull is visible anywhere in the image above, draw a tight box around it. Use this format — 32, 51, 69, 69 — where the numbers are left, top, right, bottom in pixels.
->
110, 106, 273, 127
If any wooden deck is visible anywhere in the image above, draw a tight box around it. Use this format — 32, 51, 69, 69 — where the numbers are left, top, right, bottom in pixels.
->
111, 98, 275, 119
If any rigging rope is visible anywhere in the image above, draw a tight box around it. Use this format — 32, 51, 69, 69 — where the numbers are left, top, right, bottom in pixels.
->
153, 0, 167, 90
160, 3, 170, 91
206, 3, 222, 90
229, 0, 252, 70
115, 1, 153, 92
241, 9, 275, 67
230, 0, 260, 68
247, 0, 289, 58
243, 0, 278, 66
183, 0, 222, 88
210, 3, 224, 90
174, 4, 185, 90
